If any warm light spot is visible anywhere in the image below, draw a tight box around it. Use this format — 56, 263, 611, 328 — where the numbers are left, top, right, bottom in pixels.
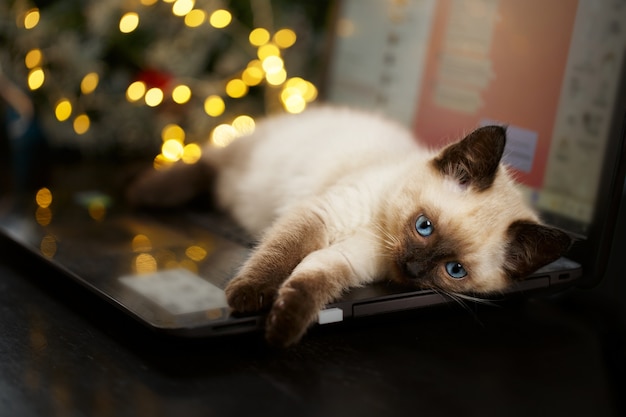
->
172, 84, 191, 104
126, 81, 147, 102
184, 9, 205, 27
242, 66, 264, 86
25, 49, 42, 69
249, 28, 270, 46
185, 245, 207, 261
145, 87, 164, 107
23, 9, 40, 29
73, 114, 90, 135
265, 68, 287, 86
153, 154, 173, 171
211, 124, 237, 147
134, 253, 157, 274
140, 0, 158, 5
283, 93, 306, 114
80, 72, 99, 94
203, 95, 225, 117
88, 200, 106, 221
27, 68, 45, 90
161, 124, 185, 142
257, 43, 280, 60
40, 235, 57, 258
232, 115, 255, 137
182, 143, 202, 164
274, 28, 297, 49
35, 207, 52, 226
54, 99, 72, 122
162, 139, 184, 161
36, 187, 52, 208
283, 77, 318, 102
225, 79, 248, 98
209, 9, 232, 28
262, 55, 284, 75
119, 12, 139, 33
172, 0, 195, 16
132, 234, 152, 252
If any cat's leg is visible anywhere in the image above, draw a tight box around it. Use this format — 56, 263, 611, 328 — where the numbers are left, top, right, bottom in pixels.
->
126, 161, 215, 208
225, 206, 329, 313
265, 235, 380, 347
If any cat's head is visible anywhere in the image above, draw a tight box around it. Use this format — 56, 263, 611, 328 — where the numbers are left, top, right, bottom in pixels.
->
380, 125, 572, 295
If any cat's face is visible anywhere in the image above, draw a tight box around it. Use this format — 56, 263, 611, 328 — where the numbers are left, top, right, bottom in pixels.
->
379, 126, 572, 295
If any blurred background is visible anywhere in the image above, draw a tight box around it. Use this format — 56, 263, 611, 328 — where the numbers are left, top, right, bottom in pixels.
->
0, 0, 334, 168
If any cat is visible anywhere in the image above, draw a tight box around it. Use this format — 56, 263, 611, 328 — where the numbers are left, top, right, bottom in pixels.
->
127, 106, 572, 347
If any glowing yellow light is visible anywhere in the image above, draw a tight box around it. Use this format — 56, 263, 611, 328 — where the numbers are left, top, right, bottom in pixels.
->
209, 9, 232, 29
126, 81, 146, 102
185, 245, 207, 262
162, 0, 176, 3
35, 207, 52, 226
134, 253, 157, 274
232, 115, 255, 137
119, 12, 139, 33
257, 43, 280, 60
36, 187, 52, 208
80, 72, 99, 95
180, 259, 198, 273
211, 124, 237, 147
225, 79, 248, 98
172, 0, 195, 17
132, 234, 152, 252
153, 154, 173, 171
145, 87, 164, 107
73, 114, 90, 135
25, 49, 42, 69
284, 77, 318, 102
242, 66, 264, 86
184, 9, 205, 27
249, 28, 270, 46
203, 95, 225, 117
23, 9, 40, 29
274, 28, 297, 49
182, 143, 202, 164
262, 55, 284, 75
54, 99, 72, 122
172, 84, 191, 104
40, 235, 57, 258
162, 139, 184, 161
283, 93, 306, 114
27, 68, 45, 90
161, 124, 185, 143
88, 200, 106, 221
140, 0, 158, 5
265, 68, 287, 86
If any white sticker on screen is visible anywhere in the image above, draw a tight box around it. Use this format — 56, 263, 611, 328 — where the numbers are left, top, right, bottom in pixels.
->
119, 268, 228, 315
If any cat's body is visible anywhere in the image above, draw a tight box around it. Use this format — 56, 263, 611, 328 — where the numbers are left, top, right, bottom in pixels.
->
129, 106, 571, 347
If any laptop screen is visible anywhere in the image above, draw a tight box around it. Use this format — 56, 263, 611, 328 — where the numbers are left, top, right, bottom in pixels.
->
325, 0, 626, 238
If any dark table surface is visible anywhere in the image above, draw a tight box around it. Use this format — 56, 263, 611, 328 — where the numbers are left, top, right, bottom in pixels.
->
1, 235, 624, 417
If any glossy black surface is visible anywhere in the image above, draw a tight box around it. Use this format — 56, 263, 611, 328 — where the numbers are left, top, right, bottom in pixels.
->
1, 235, 624, 417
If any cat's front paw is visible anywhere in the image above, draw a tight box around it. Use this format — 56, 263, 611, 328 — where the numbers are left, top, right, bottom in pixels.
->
265, 282, 319, 348
225, 275, 279, 313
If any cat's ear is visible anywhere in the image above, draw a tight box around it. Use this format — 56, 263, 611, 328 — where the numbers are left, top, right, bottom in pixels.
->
433, 125, 506, 191
504, 220, 573, 280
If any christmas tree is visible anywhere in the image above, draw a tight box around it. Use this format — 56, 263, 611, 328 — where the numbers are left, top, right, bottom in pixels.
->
1, 0, 332, 168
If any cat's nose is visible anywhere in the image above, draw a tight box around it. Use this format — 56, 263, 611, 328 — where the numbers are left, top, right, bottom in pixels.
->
404, 261, 423, 279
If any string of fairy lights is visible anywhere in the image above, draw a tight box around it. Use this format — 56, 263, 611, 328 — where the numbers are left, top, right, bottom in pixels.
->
11, 0, 319, 169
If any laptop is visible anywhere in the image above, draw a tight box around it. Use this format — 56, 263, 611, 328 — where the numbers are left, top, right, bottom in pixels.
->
0, 0, 624, 338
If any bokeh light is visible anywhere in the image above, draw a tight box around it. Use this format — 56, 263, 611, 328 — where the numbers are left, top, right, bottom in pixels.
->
209, 9, 232, 28
119, 12, 139, 33
203, 95, 225, 117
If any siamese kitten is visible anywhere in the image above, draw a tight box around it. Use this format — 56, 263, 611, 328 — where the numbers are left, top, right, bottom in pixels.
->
128, 107, 571, 347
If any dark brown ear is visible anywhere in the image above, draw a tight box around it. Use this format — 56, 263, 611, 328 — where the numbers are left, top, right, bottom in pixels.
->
504, 220, 573, 280
432, 125, 506, 191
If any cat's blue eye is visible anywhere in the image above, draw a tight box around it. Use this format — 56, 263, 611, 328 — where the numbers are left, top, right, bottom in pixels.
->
445, 262, 467, 279
415, 215, 434, 237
